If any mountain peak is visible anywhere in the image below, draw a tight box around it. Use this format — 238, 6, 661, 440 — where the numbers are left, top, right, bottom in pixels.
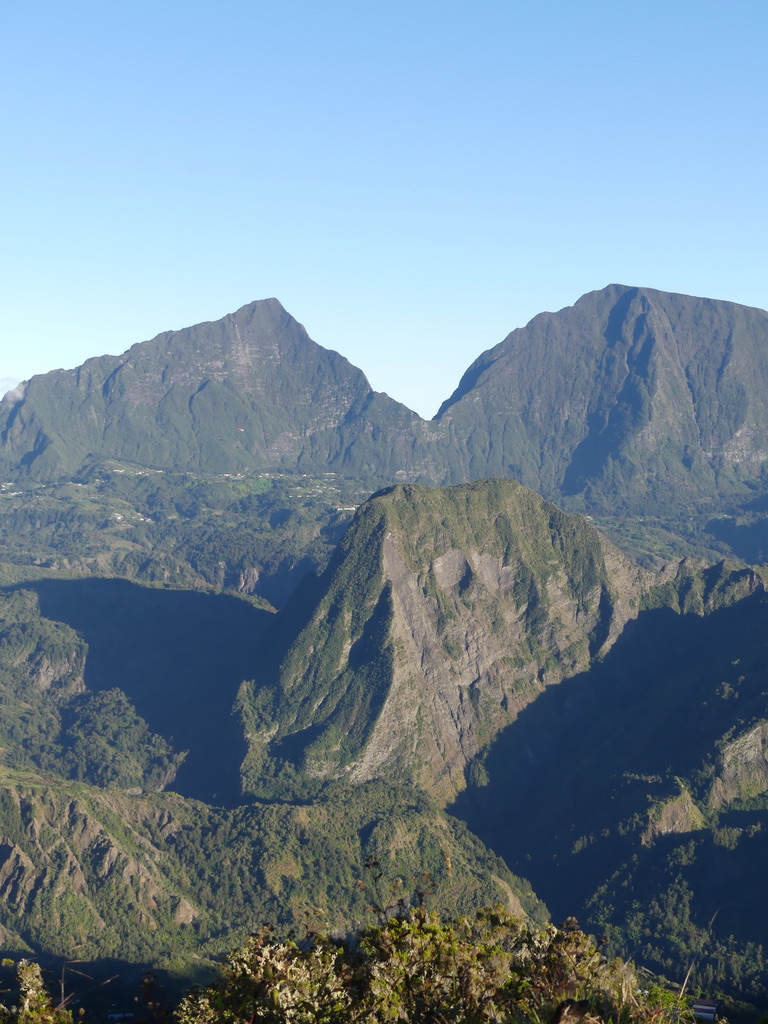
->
4, 286, 768, 526
0, 298, 440, 482
245, 478, 651, 803
436, 285, 768, 515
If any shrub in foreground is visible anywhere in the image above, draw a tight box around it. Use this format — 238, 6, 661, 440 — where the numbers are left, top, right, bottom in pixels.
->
175, 908, 695, 1024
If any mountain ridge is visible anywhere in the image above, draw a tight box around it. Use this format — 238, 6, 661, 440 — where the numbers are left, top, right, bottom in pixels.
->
5, 283, 768, 548
436, 284, 768, 508
0, 297, 441, 483
4, 286, 768, 1001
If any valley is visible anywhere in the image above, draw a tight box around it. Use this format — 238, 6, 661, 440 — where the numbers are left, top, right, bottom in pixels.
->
1, 285, 768, 1011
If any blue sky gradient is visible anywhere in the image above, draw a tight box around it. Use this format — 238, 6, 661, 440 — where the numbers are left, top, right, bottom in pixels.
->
2, 1, 766, 416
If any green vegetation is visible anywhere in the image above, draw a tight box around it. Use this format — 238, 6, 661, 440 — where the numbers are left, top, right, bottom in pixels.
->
0, 468, 373, 608
175, 910, 671, 1024
0, 900, 705, 1024
452, 587, 768, 1003
0, 764, 544, 975
5, 287, 768, 570
3, 476, 764, 1001
0, 298, 442, 488
4, 284, 768, 1009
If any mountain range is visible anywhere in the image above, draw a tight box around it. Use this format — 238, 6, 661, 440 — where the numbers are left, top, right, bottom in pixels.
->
4, 285, 768, 539
1, 285, 768, 1008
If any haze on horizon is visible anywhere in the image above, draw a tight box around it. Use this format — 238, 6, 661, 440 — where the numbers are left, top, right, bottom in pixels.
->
2, 1, 766, 418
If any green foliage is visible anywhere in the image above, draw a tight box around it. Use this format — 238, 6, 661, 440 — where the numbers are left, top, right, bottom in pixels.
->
175, 932, 351, 1024
0, 765, 544, 978
57, 688, 184, 790
175, 907, 685, 1024
0, 588, 183, 793
0, 960, 73, 1024
0, 469, 373, 608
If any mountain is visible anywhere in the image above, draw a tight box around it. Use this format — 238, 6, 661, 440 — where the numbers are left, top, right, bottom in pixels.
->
238, 480, 760, 804
0, 298, 441, 484
241, 479, 645, 803
3, 285, 768, 567
437, 285, 768, 519
0, 577, 544, 979
4, 288, 768, 1004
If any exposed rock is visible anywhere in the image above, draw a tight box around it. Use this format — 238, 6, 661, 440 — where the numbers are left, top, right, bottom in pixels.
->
642, 787, 705, 845
252, 480, 662, 803
709, 722, 768, 809
174, 897, 197, 926
238, 566, 260, 593
0, 840, 38, 910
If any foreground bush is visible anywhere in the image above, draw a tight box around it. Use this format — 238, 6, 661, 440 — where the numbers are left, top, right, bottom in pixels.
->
0, 960, 74, 1024
0, 885, 705, 1024
175, 907, 691, 1024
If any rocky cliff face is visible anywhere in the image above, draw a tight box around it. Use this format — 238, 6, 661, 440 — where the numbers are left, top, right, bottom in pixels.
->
244, 480, 660, 803
708, 721, 768, 811
345, 485, 650, 801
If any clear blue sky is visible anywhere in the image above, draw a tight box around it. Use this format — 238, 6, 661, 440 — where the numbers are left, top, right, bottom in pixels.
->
2, 0, 766, 417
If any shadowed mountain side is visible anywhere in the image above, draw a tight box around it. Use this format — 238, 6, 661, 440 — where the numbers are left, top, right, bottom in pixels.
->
450, 592, 768, 929
29, 579, 273, 805
707, 505, 768, 564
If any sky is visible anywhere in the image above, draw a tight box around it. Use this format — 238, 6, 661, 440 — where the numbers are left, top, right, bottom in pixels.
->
2, 1, 767, 418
